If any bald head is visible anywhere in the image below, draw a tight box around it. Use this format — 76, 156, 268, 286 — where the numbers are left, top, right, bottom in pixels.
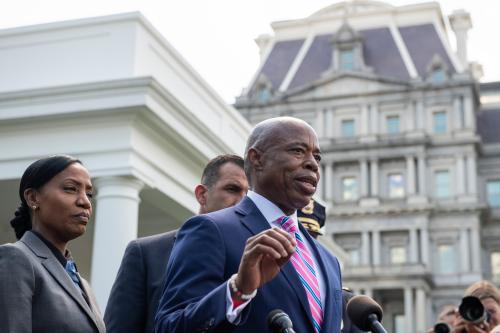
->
244, 117, 321, 215
244, 117, 317, 185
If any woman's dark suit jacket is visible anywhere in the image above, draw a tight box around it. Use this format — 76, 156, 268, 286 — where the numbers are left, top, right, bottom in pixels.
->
0, 231, 106, 333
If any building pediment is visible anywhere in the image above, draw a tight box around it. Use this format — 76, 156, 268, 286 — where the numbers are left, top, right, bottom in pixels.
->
285, 72, 409, 101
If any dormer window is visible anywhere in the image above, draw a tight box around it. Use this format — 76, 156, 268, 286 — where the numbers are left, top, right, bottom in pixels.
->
339, 48, 355, 71
253, 74, 273, 104
257, 86, 272, 103
426, 54, 448, 84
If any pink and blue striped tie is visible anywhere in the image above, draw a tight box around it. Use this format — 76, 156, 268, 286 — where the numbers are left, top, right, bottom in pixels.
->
278, 216, 323, 333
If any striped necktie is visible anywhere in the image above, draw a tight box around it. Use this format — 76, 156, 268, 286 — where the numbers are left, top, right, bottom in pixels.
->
278, 216, 323, 333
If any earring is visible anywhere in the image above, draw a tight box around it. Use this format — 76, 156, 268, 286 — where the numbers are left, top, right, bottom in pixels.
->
32, 205, 37, 210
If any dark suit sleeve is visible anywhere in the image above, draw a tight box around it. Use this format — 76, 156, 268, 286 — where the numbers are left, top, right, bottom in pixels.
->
155, 215, 244, 333
0, 244, 33, 333
104, 240, 148, 333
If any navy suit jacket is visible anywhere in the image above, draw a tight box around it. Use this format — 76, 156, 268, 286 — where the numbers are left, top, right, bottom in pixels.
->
155, 196, 343, 333
104, 230, 177, 333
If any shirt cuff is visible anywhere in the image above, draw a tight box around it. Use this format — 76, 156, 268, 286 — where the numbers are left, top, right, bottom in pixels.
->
225, 280, 254, 323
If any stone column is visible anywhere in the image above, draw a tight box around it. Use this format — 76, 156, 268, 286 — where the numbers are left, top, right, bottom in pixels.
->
406, 102, 415, 132
409, 228, 418, 263
407, 156, 416, 196
418, 155, 427, 196
361, 104, 369, 135
416, 288, 427, 333
361, 159, 369, 197
416, 100, 425, 130
325, 110, 334, 138
316, 109, 325, 138
370, 159, 379, 197
466, 154, 477, 195
453, 96, 464, 130
460, 228, 471, 272
420, 227, 430, 266
405, 287, 415, 333
372, 230, 381, 266
316, 164, 324, 200
325, 161, 334, 201
90, 176, 144, 310
471, 227, 482, 272
362, 231, 370, 266
371, 103, 379, 134
456, 155, 466, 196
464, 95, 473, 129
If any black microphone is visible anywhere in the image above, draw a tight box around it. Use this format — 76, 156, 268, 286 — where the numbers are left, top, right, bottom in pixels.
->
267, 309, 296, 333
347, 295, 387, 333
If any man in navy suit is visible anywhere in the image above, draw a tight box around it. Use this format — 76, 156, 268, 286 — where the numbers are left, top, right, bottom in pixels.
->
104, 154, 248, 333
155, 117, 343, 333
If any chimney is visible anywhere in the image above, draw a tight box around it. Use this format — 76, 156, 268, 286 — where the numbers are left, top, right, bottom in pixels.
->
449, 9, 472, 68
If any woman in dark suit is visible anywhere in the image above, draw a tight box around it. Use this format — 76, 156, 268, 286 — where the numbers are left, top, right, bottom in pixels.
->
0, 155, 106, 333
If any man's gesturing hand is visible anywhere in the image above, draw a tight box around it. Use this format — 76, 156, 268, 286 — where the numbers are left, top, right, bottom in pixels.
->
234, 228, 296, 295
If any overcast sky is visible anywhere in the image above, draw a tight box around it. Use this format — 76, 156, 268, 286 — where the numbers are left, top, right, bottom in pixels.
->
0, 0, 497, 103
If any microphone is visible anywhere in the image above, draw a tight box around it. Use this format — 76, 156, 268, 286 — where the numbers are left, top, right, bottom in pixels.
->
347, 295, 387, 333
267, 309, 296, 333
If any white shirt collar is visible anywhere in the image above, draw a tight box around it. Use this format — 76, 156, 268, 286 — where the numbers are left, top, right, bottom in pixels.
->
247, 190, 298, 227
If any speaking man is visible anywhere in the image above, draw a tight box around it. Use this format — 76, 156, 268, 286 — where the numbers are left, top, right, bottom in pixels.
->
104, 154, 248, 333
155, 117, 342, 333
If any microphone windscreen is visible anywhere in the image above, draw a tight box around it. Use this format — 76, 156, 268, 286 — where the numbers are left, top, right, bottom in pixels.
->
267, 309, 293, 332
346, 295, 384, 331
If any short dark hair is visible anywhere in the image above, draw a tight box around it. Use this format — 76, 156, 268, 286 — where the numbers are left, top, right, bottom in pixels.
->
10, 155, 82, 240
201, 154, 244, 188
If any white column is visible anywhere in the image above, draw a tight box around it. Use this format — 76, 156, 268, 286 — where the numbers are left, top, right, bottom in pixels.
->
406, 102, 415, 132
456, 155, 466, 196
361, 104, 369, 135
325, 162, 334, 201
409, 228, 418, 263
325, 110, 334, 138
464, 95, 473, 129
91, 176, 144, 310
370, 159, 379, 197
453, 96, 463, 130
405, 287, 415, 333
372, 230, 381, 266
416, 288, 427, 333
316, 109, 325, 138
471, 227, 482, 272
362, 231, 370, 265
371, 103, 379, 134
420, 227, 430, 266
416, 100, 424, 130
418, 155, 427, 196
361, 160, 369, 197
406, 156, 416, 196
466, 155, 477, 195
316, 164, 324, 200
460, 228, 471, 272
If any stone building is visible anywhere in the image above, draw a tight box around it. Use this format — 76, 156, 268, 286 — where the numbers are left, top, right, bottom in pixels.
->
235, 1, 500, 332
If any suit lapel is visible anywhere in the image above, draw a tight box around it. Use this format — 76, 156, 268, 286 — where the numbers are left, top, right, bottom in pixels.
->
21, 232, 100, 331
236, 198, 316, 329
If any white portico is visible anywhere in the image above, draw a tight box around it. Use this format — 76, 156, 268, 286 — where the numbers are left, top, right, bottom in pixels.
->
0, 13, 250, 309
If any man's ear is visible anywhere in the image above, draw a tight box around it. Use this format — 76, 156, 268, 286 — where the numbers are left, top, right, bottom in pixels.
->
24, 188, 39, 208
194, 184, 208, 207
247, 148, 263, 172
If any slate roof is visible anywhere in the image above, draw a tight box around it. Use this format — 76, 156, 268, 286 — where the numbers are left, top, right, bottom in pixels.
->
477, 108, 500, 143
247, 23, 455, 96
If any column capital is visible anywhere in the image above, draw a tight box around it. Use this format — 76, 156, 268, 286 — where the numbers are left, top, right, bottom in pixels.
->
94, 176, 144, 201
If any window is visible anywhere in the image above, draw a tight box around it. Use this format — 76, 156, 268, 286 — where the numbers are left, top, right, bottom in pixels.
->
387, 115, 400, 134
339, 49, 355, 70
257, 86, 271, 103
388, 173, 405, 198
390, 246, 406, 264
491, 252, 500, 277
487, 180, 500, 207
433, 111, 447, 134
342, 176, 359, 201
347, 248, 361, 266
435, 170, 451, 198
394, 314, 406, 333
438, 244, 456, 274
341, 119, 355, 137
431, 68, 446, 84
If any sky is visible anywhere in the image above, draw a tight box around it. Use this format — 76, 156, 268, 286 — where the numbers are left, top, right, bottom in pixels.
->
0, 0, 498, 104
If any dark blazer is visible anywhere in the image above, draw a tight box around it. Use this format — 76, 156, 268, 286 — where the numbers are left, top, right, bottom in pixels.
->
0, 231, 105, 333
104, 230, 176, 333
341, 289, 367, 333
155, 196, 343, 333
